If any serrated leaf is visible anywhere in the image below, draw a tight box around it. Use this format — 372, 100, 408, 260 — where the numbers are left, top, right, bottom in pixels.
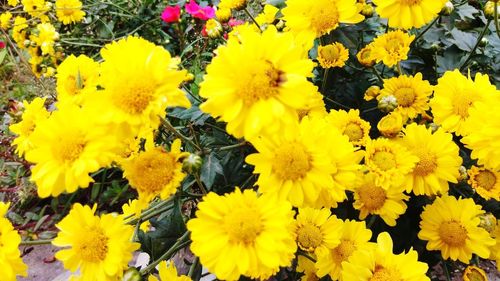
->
456, 4, 478, 21
0, 49, 7, 65
200, 154, 223, 189
450, 29, 477, 51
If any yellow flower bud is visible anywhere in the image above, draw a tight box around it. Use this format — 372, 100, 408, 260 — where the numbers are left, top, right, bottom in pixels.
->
463, 265, 488, 281
364, 85, 381, 101
377, 95, 398, 112
216, 7, 232, 23
361, 4, 374, 17
484, 1, 499, 18
205, 19, 223, 38
440, 1, 454, 15
357, 46, 375, 67
377, 112, 403, 138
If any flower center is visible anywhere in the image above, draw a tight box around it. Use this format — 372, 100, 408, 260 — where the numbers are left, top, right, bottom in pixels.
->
371, 151, 396, 171
413, 148, 438, 176
55, 136, 86, 163
344, 122, 364, 142
452, 93, 474, 118
76, 226, 109, 262
273, 142, 312, 181
310, 6, 339, 35
129, 149, 177, 195
296, 223, 323, 252
386, 38, 402, 53
331, 239, 356, 263
237, 60, 284, 105
357, 183, 387, 211
439, 221, 468, 247
319, 45, 340, 62
369, 265, 401, 281
225, 207, 263, 245
393, 87, 415, 107
476, 170, 496, 191
464, 267, 487, 281
114, 84, 155, 115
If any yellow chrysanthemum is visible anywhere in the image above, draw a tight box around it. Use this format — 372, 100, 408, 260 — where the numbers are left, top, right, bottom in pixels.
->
369, 30, 414, 67
25, 104, 120, 198
297, 91, 328, 120
55, 0, 85, 24
282, 0, 364, 37
121, 139, 188, 204
364, 138, 418, 189
297, 256, 320, 281
148, 261, 191, 281
219, 0, 246, 10
462, 265, 488, 281
373, 0, 448, 29
468, 166, 500, 201
56, 55, 99, 105
317, 43, 349, 69
8, 0, 19, 6
187, 189, 296, 280
490, 222, 500, 271
246, 117, 361, 207
325, 109, 371, 147
12, 16, 28, 45
377, 111, 404, 138
353, 171, 409, 226
199, 26, 317, 139
378, 73, 432, 120
0, 12, 12, 30
53, 203, 139, 281
364, 85, 380, 101
94, 36, 189, 137
256, 4, 279, 25
418, 196, 495, 263
357, 45, 376, 67
430, 70, 498, 136
22, 0, 50, 20
315, 220, 373, 280
0, 202, 28, 281
121, 199, 150, 232
31, 22, 59, 55
342, 232, 429, 281
399, 124, 461, 196
9, 97, 50, 157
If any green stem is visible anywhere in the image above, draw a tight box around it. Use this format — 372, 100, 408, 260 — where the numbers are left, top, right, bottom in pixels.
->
297, 250, 317, 263
371, 66, 384, 85
324, 96, 351, 110
396, 62, 403, 75
244, 8, 261, 30
362, 107, 379, 114
188, 257, 199, 278
441, 257, 451, 281
140, 232, 191, 275
411, 16, 440, 45
60, 39, 103, 48
495, 1, 500, 38
20, 239, 53, 246
217, 142, 247, 152
194, 174, 208, 195
159, 116, 201, 152
460, 20, 492, 71
124, 198, 173, 224
321, 68, 330, 94
366, 215, 377, 228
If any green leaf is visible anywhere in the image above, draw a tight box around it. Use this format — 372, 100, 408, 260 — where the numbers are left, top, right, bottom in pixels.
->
450, 28, 477, 51
0, 49, 7, 65
200, 154, 223, 189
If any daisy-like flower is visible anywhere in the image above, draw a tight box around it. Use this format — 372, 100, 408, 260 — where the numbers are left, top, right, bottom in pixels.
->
462, 266, 488, 281
377, 111, 404, 138
121, 139, 188, 204
22, 0, 50, 21
199, 26, 317, 139
8, 0, 19, 6
12, 16, 28, 46
364, 138, 418, 189
9, 97, 50, 157
317, 43, 349, 69
53, 203, 139, 281
121, 199, 150, 232
187, 189, 296, 280
246, 117, 361, 207
148, 261, 191, 281
294, 208, 342, 255
282, 0, 364, 37
342, 232, 429, 281
373, 0, 448, 29
326, 109, 371, 147
399, 124, 462, 196
378, 73, 432, 120
0, 12, 12, 30
468, 166, 500, 201
297, 91, 328, 120
357, 45, 376, 67
369, 30, 414, 67
315, 220, 373, 281
430, 70, 498, 136
55, 0, 85, 24
0, 202, 28, 281
418, 196, 495, 263
56, 55, 99, 105
255, 4, 279, 25
218, 0, 246, 10
31, 22, 59, 56
352, 171, 409, 226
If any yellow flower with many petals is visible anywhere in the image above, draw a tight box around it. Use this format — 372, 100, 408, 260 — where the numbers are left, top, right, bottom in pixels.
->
490, 222, 500, 271
199, 27, 316, 139
187, 189, 296, 280
418, 196, 495, 263
8, 0, 19, 6
468, 166, 500, 201
294, 208, 342, 255
22, 0, 50, 21
219, 0, 246, 10
0, 12, 12, 30
357, 45, 376, 67
121, 199, 150, 232
282, 0, 364, 37
53, 203, 139, 281
373, 0, 448, 29
12, 16, 28, 45
342, 232, 429, 281
148, 261, 191, 281
256, 4, 279, 25
56, 55, 99, 105
9, 97, 50, 157
297, 91, 328, 120
325, 109, 371, 147
369, 30, 414, 67
377, 111, 404, 138
0, 202, 28, 281
399, 124, 461, 196
462, 266, 488, 281
317, 43, 349, 69
55, 0, 86, 25
31, 22, 59, 55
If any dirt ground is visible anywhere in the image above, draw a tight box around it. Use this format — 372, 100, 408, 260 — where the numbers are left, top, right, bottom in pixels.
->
19, 244, 69, 281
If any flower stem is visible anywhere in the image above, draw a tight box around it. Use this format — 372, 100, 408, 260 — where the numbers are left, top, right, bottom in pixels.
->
140, 231, 191, 275
321, 68, 330, 94
188, 257, 200, 278
460, 20, 492, 71
441, 257, 451, 281
495, 1, 500, 38
297, 250, 317, 263
412, 16, 440, 45
396, 62, 403, 75
159, 116, 201, 152
244, 8, 261, 30
20, 239, 53, 246
370, 66, 384, 85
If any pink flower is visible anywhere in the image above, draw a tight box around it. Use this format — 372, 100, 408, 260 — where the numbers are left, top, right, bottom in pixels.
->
161, 5, 181, 23
185, 0, 215, 20
0, 41, 5, 49
228, 18, 244, 27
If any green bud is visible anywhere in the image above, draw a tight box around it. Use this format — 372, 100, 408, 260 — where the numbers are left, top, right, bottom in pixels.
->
183, 154, 203, 174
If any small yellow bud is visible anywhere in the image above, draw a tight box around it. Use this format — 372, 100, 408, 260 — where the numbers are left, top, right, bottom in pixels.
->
205, 19, 223, 38
458, 165, 468, 181
122, 268, 142, 281
216, 7, 232, 23
462, 266, 488, 281
357, 46, 376, 67
484, 1, 500, 18
364, 85, 381, 101
361, 4, 374, 17
377, 112, 403, 138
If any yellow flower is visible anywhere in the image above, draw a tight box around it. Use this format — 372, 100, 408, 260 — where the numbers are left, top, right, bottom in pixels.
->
490, 222, 500, 271
363, 85, 380, 101
121, 199, 150, 232
205, 19, 223, 38
317, 42, 349, 68
25, 103, 120, 198
53, 203, 139, 281
0, 12, 12, 30
8, 0, 19, 6
31, 22, 59, 56
256, 4, 279, 25
352, 171, 409, 226
297, 91, 328, 120
378, 73, 432, 120
462, 265, 487, 281
364, 138, 418, 189
22, 0, 50, 20
373, 0, 448, 29
418, 196, 495, 263
0, 202, 28, 281
315, 219, 373, 280
9, 97, 50, 157
399, 124, 462, 196
55, 0, 85, 24
187, 189, 296, 280
219, 0, 246, 10
199, 27, 316, 139
325, 109, 371, 147
296, 256, 320, 281
369, 30, 414, 67
342, 232, 429, 281
56, 55, 99, 105
93, 36, 189, 137
377, 111, 403, 138
246, 117, 361, 207
148, 261, 191, 281
282, 0, 364, 37
468, 166, 500, 201
12, 16, 28, 45
430, 70, 498, 136
215, 7, 231, 22
357, 45, 376, 67
121, 139, 188, 204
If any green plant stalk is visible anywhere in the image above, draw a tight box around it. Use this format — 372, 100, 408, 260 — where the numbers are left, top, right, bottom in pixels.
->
159, 116, 201, 152
123, 198, 173, 221
188, 257, 200, 278
441, 257, 451, 281
495, 1, 500, 38
140, 231, 191, 275
396, 62, 403, 75
244, 8, 261, 30
412, 16, 440, 45
20, 239, 53, 246
370, 66, 384, 85
321, 68, 330, 94
125, 199, 174, 225
460, 20, 492, 71
297, 250, 317, 263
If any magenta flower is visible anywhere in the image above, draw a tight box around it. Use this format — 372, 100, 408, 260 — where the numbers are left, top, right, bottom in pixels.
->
0, 41, 5, 49
161, 5, 181, 23
185, 0, 215, 20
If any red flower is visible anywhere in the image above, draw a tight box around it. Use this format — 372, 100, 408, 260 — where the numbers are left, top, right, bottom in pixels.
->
185, 0, 215, 20
161, 5, 181, 23
0, 41, 5, 49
